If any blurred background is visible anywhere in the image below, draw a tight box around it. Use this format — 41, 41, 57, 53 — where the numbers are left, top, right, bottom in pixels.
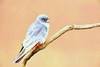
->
0, 0, 100, 67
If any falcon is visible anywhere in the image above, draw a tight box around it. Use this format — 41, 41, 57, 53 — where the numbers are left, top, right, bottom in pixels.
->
14, 14, 49, 63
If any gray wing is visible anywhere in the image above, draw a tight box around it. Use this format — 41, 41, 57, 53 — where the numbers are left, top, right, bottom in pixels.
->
14, 23, 48, 63
14, 14, 49, 63
22, 22, 48, 49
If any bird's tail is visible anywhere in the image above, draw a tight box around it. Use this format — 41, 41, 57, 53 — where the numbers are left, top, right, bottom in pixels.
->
13, 42, 41, 63
13, 47, 27, 63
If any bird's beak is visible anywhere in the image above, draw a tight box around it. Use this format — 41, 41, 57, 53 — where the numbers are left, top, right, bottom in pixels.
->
46, 19, 49, 23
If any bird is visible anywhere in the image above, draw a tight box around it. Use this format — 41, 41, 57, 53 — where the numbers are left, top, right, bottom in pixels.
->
14, 14, 49, 63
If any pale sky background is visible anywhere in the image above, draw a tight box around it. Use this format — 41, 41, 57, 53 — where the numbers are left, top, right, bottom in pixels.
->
0, 0, 100, 67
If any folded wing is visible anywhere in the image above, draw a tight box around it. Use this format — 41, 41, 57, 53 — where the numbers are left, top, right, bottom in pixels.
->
14, 22, 48, 63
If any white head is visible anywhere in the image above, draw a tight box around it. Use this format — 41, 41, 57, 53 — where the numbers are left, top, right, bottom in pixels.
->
36, 14, 49, 23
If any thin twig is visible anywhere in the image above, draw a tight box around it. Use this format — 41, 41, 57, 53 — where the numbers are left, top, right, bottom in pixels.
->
21, 23, 100, 67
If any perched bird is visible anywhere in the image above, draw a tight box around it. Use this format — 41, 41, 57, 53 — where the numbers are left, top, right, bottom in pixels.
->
14, 14, 49, 63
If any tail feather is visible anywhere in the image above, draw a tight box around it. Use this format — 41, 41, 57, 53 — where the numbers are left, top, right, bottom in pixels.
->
14, 54, 25, 63
13, 42, 41, 63
13, 48, 26, 63
19, 46, 24, 53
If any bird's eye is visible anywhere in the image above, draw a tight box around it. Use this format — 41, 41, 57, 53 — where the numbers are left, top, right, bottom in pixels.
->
41, 18, 48, 22
41, 18, 46, 21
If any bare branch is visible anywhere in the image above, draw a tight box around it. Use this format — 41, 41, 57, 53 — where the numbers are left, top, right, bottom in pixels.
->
21, 23, 100, 67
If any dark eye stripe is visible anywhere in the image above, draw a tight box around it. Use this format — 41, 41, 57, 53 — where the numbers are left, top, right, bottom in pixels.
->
42, 18, 45, 20
41, 18, 48, 21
